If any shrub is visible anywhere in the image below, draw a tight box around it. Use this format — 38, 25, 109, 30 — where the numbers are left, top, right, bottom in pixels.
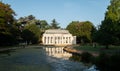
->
95, 52, 110, 71
69, 53, 81, 61
81, 52, 93, 63
95, 52, 120, 71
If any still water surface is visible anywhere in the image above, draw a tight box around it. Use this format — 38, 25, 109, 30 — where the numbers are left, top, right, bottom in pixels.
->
0, 46, 87, 71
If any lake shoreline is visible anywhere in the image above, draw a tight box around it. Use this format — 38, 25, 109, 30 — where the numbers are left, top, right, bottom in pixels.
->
63, 45, 99, 57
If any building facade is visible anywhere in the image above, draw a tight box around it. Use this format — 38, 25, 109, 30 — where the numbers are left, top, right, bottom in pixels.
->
42, 29, 76, 46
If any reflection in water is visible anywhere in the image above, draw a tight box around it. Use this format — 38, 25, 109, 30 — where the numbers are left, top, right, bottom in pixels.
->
0, 46, 87, 71
0, 49, 15, 56
44, 47, 72, 59
44, 46, 87, 71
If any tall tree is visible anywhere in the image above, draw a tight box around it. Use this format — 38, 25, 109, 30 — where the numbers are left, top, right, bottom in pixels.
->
0, 2, 15, 25
96, 0, 120, 48
22, 24, 40, 44
66, 21, 95, 44
0, 2, 18, 46
36, 20, 49, 30
40, 20, 49, 30
27, 15, 35, 20
50, 19, 60, 29
17, 15, 36, 26
17, 15, 50, 43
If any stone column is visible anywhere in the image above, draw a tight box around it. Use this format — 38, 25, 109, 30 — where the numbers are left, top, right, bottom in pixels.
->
50, 37, 51, 44
44, 37, 45, 44
49, 37, 51, 44
61, 36, 63, 44
56, 37, 58, 44
57, 37, 59, 44
63, 37, 65, 44
53, 36, 55, 44
61, 36, 62, 44
47, 37, 49, 44
57, 36, 59, 44
47, 37, 48, 44
44, 36, 46, 44
42, 36, 44, 44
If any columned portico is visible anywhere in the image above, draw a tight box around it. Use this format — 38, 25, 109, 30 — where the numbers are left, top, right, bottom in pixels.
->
42, 29, 76, 46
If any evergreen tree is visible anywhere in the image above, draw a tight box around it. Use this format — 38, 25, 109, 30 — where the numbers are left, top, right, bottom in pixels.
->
50, 19, 60, 29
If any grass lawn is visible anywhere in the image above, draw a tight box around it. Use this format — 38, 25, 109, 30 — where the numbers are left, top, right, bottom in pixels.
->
73, 45, 120, 54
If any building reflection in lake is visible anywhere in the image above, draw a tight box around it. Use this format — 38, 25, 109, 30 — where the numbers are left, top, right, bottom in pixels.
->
43, 46, 72, 59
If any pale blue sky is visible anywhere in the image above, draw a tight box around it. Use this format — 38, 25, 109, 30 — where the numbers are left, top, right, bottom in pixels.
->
3, 0, 110, 28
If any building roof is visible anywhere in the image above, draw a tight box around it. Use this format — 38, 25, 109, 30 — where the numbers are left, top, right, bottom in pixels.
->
44, 29, 70, 34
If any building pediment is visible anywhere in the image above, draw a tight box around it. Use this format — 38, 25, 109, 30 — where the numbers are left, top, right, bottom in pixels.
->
45, 29, 70, 34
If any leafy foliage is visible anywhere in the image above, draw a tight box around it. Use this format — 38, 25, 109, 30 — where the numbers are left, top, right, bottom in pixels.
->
95, 0, 120, 48
22, 24, 40, 44
37, 20, 50, 31
0, 2, 19, 46
0, 2, 15, 25
66, 21, 96, 43
95, 52, 120, 71
81, 52, 93, 63
17, 15, 51, 43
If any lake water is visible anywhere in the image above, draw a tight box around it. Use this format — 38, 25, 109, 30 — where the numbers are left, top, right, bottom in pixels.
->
0, 46, 87, 71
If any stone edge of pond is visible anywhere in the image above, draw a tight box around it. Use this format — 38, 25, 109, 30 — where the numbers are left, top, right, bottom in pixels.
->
63, 45, 99, 57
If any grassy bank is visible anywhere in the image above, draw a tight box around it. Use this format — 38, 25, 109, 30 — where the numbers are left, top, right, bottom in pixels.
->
74, 45, 120, 54
70, 45, 120, 71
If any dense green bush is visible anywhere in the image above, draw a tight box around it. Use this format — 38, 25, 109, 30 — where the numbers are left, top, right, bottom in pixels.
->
69, 53, 81, 62
95, 52, 110, 71
70, 51, 120, 71
81, 52, 93, 63
95, 52, 120, 71
70, 52, 94, 63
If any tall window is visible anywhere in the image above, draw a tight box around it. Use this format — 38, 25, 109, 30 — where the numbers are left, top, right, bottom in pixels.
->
44, 37, 46, 43
51, 37, 53, 43
48, 37, 49, 44
66, 37, 68, 43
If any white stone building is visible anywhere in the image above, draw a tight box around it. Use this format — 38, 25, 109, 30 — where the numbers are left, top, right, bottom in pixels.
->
42, 29, 76, 46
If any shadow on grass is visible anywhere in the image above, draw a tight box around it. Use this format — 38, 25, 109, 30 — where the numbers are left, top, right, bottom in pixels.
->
0, 49, 16, 56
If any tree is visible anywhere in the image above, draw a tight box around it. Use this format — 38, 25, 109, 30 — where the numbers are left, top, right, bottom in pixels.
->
96, 0, 120, 48
27, 15, 35, 20
50, 19, 60, 29
40, 20, 49, 30
36, 20, 49, 31
0, 2, 15, 25
22, 24, 40, 44
0, 2, 18, 46
66, 21, 95, 44
36, 20, 50, 41
17, 15, 36, 26
17, 15, 50, 43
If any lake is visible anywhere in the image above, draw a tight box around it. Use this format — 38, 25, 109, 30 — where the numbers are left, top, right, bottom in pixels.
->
0, 46, 87, 71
